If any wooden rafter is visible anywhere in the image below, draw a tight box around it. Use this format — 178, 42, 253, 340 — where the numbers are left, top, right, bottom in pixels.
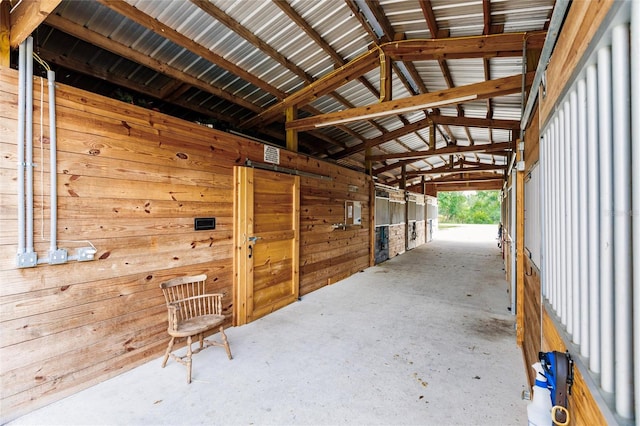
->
45, 14, 262, 113
9, 0, 61, 47
366, 141, 510, 162
97, 0, 285, 98
332, 117, 433, 160
241, 33, 543, 129
286, 72, 534, 132
406, 163, 507, 176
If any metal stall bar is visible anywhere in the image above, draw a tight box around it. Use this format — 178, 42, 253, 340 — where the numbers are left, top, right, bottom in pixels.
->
597, 45, 614, 395
558, 105, 567, 325
586, 63, 601, 374
552, 114, 562, 315
611, 22, 633, 420
563, 100, 572, 332
570, 91, 580, 341
576, 78, 589, 357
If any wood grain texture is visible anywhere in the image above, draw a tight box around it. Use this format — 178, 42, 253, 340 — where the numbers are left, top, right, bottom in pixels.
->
0, 67, 371, 421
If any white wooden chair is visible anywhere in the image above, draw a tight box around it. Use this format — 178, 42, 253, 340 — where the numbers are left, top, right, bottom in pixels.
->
160, 274, 232, 383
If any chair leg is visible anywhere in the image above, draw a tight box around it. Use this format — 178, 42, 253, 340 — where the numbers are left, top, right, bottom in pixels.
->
161, 336, 175, 368
186, 335, 193, 384
199, 333, 204, 349
220, 325, 232, 360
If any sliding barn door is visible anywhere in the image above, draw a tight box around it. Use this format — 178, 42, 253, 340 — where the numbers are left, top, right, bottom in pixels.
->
234, 167, 300, 325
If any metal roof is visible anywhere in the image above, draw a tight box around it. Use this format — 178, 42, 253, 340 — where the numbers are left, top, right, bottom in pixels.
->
22, 0, 555, 189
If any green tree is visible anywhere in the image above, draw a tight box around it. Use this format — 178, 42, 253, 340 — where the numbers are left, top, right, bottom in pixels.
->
437, 190, 501, 224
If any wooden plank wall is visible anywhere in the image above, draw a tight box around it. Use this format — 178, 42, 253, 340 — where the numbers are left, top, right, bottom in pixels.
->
0, 67, 370, 421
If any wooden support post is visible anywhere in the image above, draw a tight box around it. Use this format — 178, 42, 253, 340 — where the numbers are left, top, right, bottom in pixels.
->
516, 144, 525, 346
429, 120, 435, 149
0, 1, 9, 67
400, 165, 406, 190
365, 147, 372, 175
285, 106, 298, 152
421, 176, 426, 195
380, 52, 392, 102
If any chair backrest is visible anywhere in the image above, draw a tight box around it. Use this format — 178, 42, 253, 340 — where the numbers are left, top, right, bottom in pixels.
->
160, 274, 220, 321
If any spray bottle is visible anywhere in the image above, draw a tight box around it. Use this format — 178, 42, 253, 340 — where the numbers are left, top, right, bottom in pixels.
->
527, 362, 552, 426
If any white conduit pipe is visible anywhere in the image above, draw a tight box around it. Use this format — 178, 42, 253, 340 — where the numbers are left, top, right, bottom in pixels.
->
597, 45, 615, 394
47, 70, 58, 254
16, 41, 26, 257
586, 63, 601, 374
563, 100, 572, 332
576, 78, 589, 357
611, 23, 633, 420
25, 37, 34, 254
631, 0, 640, 420
631, 1, 640, 421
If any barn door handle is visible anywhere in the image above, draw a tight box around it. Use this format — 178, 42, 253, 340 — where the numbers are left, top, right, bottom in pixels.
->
248, 236, 262, 243
248, 245, 253, 259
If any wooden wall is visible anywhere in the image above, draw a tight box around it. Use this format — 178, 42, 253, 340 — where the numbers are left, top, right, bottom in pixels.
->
0, 67, 370, 421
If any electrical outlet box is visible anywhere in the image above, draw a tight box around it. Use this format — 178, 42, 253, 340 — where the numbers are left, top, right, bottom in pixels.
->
16, 252, 37, 268
49, 249, 68, 265
77, 247, 97, 261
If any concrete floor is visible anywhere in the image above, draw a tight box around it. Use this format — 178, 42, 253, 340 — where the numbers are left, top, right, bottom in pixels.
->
10, 224, 529, 426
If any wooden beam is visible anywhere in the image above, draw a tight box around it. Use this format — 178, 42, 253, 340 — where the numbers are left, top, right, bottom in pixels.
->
1, 0, 10, 67
332, 117, 432, 160
242, 33, 543, 129
287, 72, 534, 132
430, 114, 519, 130
366, 142, 511, 162
384, 31, 546, 62
9, 0, 61, 48
406, 163, 507, 176
97, 0, 285, 99
434, 180, 503, 192
429, 174, 504, 184
45, 14, 262, 113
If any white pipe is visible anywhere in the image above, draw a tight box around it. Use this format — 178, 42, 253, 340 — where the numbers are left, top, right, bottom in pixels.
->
597, 45, 614, 394
569, 90, 580, 344
630, 0, 640, 420
611, 23, 633, 419
553, 116, 560, 312
586, 63, 600, 374
559, 105, 567, 325
47, 70, 58, 254
25, 37, 34, 254
16, 41, 26, 257
576, 78, 589, 358
631, 1, 640, 421
563, 100, 572, 332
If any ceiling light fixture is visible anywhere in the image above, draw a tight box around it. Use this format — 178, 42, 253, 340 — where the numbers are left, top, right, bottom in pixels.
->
314, 94, 478, 128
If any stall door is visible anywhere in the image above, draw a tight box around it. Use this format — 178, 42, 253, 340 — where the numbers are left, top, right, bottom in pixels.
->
234, 167, 300, 325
